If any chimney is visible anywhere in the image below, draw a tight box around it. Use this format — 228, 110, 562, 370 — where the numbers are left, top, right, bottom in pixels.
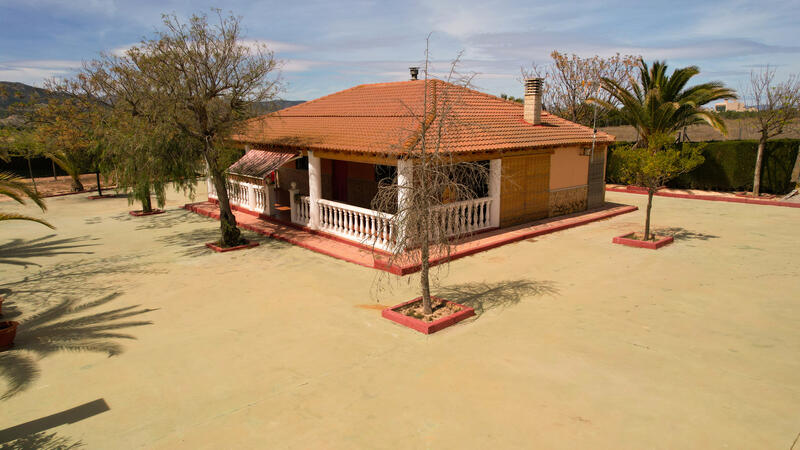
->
524, 78, 543, 125
409, 67, 420, 81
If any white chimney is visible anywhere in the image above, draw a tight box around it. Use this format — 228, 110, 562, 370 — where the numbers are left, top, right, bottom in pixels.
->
524, 78, 543, 125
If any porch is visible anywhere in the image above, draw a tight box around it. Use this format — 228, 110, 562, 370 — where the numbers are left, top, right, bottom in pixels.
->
210, 150, 503, 253
185, 198, 637, 275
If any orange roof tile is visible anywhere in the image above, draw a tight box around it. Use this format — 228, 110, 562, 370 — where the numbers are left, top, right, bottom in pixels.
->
232, 79, 614, 155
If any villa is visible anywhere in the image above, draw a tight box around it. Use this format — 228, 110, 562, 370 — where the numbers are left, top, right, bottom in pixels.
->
210, 73, 614, 252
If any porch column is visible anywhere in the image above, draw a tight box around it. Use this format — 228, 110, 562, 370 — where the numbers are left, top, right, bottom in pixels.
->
308, 150, 322, 230
488, 158, 501, 228
396, 159, 413, 249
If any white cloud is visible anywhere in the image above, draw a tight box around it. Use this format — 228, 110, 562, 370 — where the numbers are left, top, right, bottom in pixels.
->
0, 60, 82, 85
282, 59, 327, 72
239, 39, 307, 54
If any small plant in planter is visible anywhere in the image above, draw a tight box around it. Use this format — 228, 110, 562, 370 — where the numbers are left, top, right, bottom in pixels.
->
612, 133, 704, 248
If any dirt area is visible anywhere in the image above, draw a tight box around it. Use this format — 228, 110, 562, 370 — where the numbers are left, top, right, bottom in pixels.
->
1, 185, 799, 448
1, 173, 116, 200
395, 296, 463, 322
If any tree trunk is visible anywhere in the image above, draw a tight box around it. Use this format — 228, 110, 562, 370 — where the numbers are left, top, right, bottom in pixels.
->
753, 135, 767, 196
96, 171, 103, 196
420, 213, 432, 316
27, 157, 38, 195
644, 189, 654, 241
52, 159, 58, 180
71, 174, 84, 192
209, 164, 242, 247
141, 186, 152, 213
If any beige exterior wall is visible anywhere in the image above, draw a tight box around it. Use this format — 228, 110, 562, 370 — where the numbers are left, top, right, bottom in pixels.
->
549, 146, 589, 190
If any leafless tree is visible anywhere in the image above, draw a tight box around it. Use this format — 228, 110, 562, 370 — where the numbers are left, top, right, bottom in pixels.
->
522, 51, 639, 127
747, 66, 800, 196
371, 41, 489, 316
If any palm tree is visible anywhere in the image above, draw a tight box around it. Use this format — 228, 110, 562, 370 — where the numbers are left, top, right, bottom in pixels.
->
0, 171, 54, 228
592, 59, 736, 146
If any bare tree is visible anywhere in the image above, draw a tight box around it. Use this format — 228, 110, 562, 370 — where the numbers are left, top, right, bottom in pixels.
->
747, 66, 800, 196
371, 42, 488, 317
523, 51, 639, 127
125, 10, 280, 246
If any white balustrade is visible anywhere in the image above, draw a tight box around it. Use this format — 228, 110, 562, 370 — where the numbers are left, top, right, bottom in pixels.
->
433, 197, 493, 238
208, 178, 270, 215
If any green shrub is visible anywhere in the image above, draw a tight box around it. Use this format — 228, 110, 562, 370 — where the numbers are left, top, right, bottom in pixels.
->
607, 139, 799, 194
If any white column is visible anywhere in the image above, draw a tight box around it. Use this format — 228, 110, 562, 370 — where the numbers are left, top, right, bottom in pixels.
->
396, 159, 413, 249
288, 182, 299, 222
488, 158, 501, 228
308, 151, 322, 230
248, 183, 257, 211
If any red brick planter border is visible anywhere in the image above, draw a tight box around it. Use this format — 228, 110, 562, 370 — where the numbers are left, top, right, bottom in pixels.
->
613, 232, 674, 250
382, 296, 475, 334
607, 186, 800, 208
129, 209, 166, 217
0, 321, 19, 351
205, 240, 260, 253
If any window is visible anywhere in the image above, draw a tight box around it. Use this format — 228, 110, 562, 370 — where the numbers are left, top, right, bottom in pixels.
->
295, 156, 308, 170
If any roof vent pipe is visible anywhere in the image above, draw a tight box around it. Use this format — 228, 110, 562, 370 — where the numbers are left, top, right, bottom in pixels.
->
409, 67, 420, 80
524, 78, 543, 125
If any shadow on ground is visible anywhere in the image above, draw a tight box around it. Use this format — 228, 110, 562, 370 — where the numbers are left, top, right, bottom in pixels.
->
1, 255, 159, 311
0, 398, 107, 447
0, 431, 84, 449
0, 235, 97, 267
133, 209, 214, 231
436, 279, 559, 316
157, 227, 290, 258
0, 293, 154, 400
654, 226, 720, 241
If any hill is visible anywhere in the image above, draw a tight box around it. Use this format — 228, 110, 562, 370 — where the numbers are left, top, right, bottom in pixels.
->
0, 81, 59, 118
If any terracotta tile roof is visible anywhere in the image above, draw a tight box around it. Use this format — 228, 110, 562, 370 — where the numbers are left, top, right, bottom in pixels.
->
232, 79, 614, 155
227, 149, 298, 178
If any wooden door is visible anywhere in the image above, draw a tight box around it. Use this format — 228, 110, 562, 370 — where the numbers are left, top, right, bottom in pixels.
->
587, 147, 606, 209
332, 160, 348, 202
500, 153, 550, 227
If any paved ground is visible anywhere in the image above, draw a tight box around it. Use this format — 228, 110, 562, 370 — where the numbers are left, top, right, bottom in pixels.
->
1, 184, 799, 449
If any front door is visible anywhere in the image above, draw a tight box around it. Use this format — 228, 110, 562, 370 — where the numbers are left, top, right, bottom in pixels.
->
332, 160, 348, 202
500, 153, 551, 227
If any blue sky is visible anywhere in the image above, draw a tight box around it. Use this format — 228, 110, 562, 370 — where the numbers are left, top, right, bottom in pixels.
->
1, 0, 799, 102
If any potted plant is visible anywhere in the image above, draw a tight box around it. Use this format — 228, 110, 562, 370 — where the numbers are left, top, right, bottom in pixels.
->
0, 320, 18, 349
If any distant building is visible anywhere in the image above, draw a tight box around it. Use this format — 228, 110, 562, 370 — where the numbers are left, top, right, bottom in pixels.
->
712, 100, 756, 112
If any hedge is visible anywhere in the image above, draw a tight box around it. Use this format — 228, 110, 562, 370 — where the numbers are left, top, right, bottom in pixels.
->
607, 139, 800, 194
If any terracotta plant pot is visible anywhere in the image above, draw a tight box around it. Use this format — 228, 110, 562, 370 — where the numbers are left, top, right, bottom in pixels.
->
0, 296, 3, 316
0, 321, 19, 349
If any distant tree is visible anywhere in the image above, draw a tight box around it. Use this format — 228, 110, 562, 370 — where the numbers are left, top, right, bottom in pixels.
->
745, 66, 800, 196
593, 59, 736, 147
31, 81, 104, 192
523, 51, 639, 126
614, 133, 704, 240
371, 44, 488, 316
0, 127, 45, 194
0, 171, 53, 228
122, 10, 280, 247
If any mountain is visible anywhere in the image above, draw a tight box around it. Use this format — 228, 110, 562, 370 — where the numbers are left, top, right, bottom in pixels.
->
0, 81, 59, 119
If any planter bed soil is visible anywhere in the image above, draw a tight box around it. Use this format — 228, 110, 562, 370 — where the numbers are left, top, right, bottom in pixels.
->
205, 240, 260, 253
613, 232, 674, 250
129, 209, 166, 217
382, 296, 475, 334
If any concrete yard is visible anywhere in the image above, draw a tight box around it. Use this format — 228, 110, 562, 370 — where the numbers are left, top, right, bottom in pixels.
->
1, 184, 799, 449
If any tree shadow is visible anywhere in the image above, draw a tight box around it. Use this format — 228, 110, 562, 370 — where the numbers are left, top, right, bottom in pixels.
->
0, 431, 84, 449
132, 209, 214, 231
1, 255, 158, 312
436, 279, 559, 316
0, 235, 97, 267
156, 228, 289, 258
0, 293, 155, 400
653, 226, 720, 241
0, 399, 107, 446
